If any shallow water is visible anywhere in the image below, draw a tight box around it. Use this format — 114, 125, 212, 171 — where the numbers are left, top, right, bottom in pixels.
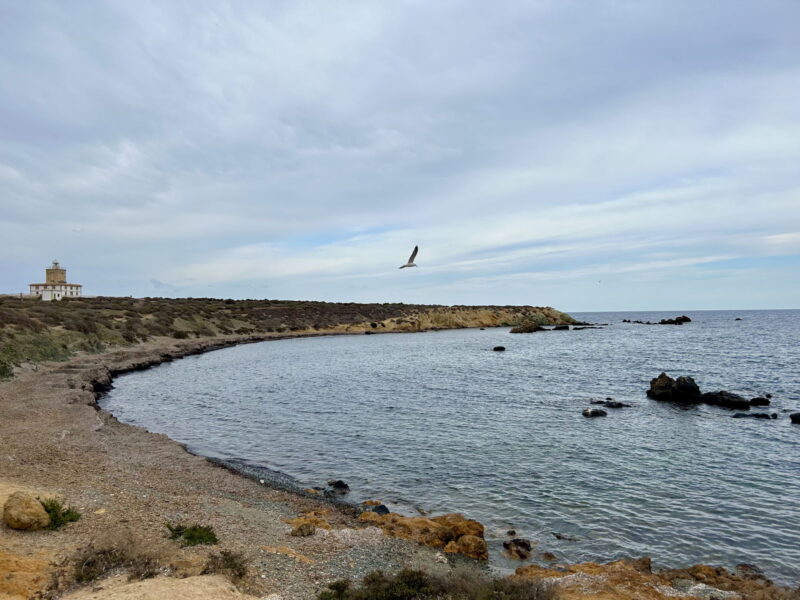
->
102, 310, 800, 584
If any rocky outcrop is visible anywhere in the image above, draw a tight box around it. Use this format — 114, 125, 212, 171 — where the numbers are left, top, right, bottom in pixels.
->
358, 511, 488, 560
646, 373, 701, 402
647, 374, 763, 411
659, 315, 692, 325
749, 397, 770, 406
789, 412, 800, 424
2, 492, 50, 531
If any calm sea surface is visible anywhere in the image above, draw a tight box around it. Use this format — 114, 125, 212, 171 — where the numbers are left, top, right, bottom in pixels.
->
101, 310, 800, 584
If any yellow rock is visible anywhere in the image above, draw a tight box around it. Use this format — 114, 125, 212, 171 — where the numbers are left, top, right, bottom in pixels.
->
2, 492, 50, 531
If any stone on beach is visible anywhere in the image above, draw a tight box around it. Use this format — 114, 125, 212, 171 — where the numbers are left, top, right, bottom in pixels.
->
2, 492, 50, 531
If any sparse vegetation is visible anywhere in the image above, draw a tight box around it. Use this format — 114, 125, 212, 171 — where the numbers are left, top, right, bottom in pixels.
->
39, 497, 81, 530
165, 522, 218, 546
72, 541, 160, 583
317, 568, 554, 600
205, 550, 249, 581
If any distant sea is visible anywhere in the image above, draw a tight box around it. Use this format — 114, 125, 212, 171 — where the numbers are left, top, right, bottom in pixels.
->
101, 310, 800, 585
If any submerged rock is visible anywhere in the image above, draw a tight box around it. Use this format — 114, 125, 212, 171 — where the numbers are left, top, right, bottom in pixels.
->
790, 412, 800, 424
732, 412, 772, 420
582, 408, 607, 418
2, 493, 50, 531
492, 346, 506, 352
552, 324, 570, 331
749, 397, 770, 406
509, 322, 546, 333
701, 391, 751, 410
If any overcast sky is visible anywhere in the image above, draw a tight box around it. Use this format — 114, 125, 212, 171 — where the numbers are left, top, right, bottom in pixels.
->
1, 1, 798, 311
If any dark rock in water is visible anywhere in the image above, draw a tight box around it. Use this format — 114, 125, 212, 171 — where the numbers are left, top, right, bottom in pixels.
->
509, 322, 547, 333
732, 412, 772, 420
552, 324, 569, 331
701, 391, 751, 410
364, 330, 374, 335
590, 399, 606, 405
480, 327, 485, 330
552, 532, 580, 542
582, 408, 607, 418
749, 397, 770, 407
603, 401, 630, 409
735, 317, 743, 321
647, 373, 701, 402
765, 393, 772, 399
327, 479, 350, 493
790, 412, 800, 424
659, 315, 691, 325
771, 413, 778, 419
493, 346, 506, 352
506, 529, 516, 536
370, 504, 390, 515
503, 538, 533, 560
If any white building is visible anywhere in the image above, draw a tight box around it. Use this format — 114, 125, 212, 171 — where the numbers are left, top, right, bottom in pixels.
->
29, 261, 82, 301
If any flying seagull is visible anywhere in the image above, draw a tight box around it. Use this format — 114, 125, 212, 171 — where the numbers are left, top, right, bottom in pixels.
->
399, 245, 418, 269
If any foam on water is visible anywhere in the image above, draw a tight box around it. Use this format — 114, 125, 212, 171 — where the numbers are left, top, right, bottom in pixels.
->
101, 310, 800, 584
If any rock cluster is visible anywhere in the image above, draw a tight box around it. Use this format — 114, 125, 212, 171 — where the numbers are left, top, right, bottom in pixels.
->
359, 511, 488, 560
623, 315, 691, 325
515, 557, 793, 600
647, 373, 773, 411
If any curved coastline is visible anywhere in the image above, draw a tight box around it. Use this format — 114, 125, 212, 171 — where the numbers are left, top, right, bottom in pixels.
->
2, 329, 798, 599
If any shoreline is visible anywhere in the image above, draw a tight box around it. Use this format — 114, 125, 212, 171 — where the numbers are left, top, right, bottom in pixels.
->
2, 330, 797, 599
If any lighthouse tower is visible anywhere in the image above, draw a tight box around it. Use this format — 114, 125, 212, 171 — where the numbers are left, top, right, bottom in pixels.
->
29, 261, 82, 301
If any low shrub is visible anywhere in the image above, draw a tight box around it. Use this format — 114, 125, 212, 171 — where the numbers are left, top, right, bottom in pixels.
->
165, 522, 218, 546
40, 498, 81, 530
318, 568, 554, 600
72, 542, 159, 583
205, 549, 249, 581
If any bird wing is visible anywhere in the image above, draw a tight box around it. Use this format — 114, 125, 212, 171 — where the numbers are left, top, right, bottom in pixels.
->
408, 245, 418, 263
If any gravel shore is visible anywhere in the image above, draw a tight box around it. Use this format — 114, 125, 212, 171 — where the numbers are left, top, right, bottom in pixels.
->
0, 334, 461, 599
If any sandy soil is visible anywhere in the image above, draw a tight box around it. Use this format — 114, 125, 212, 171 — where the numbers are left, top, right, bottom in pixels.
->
0, 334, 452, 600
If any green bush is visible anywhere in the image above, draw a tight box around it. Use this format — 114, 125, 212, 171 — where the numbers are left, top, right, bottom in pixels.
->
40, 497, 81, 530
72, 542, 159, 583
165, 522, 218, 546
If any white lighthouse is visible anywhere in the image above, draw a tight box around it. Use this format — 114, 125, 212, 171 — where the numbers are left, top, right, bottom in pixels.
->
29, 261, 82, 301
